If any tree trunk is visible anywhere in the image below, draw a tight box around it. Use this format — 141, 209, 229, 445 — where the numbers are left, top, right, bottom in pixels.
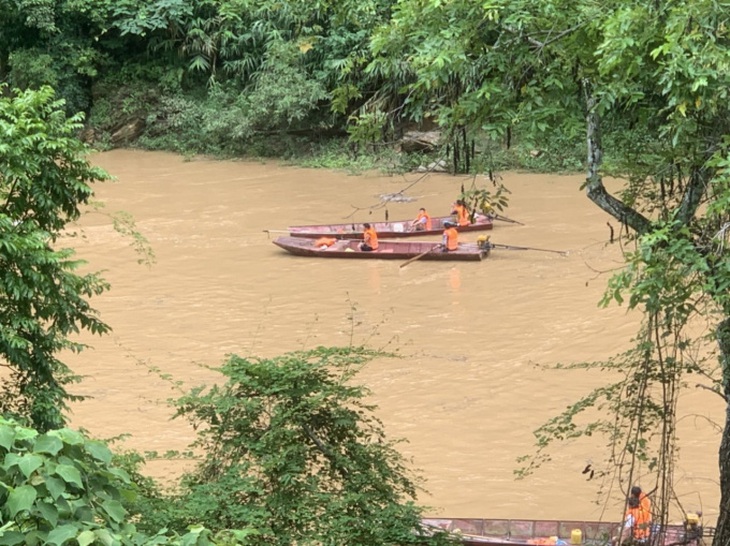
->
583, 92, 652, 235
713, 317, 730, 546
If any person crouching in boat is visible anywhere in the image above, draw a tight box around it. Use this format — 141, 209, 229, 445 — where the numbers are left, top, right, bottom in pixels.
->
313, 237, 337, 249
359, 223, 379, 252
442, 221, 459, 252
410, 207, 432, 231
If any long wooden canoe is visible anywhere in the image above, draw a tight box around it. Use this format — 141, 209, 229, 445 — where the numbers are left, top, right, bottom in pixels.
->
272, 236, 490, 261
286, 214, 493, 239
422, 517, 710, 546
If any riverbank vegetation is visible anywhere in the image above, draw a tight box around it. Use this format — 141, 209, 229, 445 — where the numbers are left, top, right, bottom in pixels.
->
0, 0, 589, 173
2, 0, 730, 545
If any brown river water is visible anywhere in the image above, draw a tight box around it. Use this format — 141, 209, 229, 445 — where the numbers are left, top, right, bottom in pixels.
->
65, 150, 722, 524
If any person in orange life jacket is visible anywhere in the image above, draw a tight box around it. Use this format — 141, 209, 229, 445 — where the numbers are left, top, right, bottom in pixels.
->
631, 486, 652, 515
442, 221, 459, 252
313, 237, 337, 249
451, 199, 470, 226
411, 207, 432, 231
359, 223, 379, 251
613, 495, 652, 545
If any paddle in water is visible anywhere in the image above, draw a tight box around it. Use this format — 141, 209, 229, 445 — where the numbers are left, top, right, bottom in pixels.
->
488, 242, 569, 256
399, 244, 443, 268
491, 214, 525, 225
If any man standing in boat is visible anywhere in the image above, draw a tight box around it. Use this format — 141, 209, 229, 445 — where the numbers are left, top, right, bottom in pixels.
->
630, 485, 652, 516
451, 199, 470, 226
613, 493, 652, 545
442, 221, 459, 252
359, 223, 379, 252
410, 207, 432, 231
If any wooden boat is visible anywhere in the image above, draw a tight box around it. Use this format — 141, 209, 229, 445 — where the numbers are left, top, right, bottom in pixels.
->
272, 236, 490, 261
422, 517, 711, 546
286, 214, 494, 239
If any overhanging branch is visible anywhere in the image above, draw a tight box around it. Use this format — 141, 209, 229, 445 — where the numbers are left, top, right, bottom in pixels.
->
583, 87, 652, 235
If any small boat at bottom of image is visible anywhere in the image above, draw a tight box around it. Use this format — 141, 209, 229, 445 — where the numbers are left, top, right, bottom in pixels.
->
272, 236, 491, 261
421, 515, 711, 546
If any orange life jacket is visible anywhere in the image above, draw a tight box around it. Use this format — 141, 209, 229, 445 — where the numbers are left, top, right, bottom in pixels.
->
364, 227, 379, 250
313, 237, 337, 248
414, 211, 432, 230
444, 227, 459, 251
626, 504, 651, 540
454, 204, 469, 226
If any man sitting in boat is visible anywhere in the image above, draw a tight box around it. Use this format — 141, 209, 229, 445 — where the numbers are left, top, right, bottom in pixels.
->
451, 199, 470, 226
410, 208, 432, 231
359, 223, 379, 252
442, 221, 459, 252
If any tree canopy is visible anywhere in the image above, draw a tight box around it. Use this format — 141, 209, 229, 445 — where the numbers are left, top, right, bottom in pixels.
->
0, 84, 111, 432
365, 0, 730, 541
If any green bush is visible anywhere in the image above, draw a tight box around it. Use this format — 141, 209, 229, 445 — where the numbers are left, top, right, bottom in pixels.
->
165, 347, 454, 546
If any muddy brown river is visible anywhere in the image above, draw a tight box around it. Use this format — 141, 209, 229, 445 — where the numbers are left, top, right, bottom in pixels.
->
66, 150, 721, 524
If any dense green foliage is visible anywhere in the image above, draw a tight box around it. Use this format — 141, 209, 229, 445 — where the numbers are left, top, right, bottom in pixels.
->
157, 347, 451, 546
0, 417, 243, 545
0, 0, 397, 160
0, 0, 586, 169
0, 85, 111, 432
0, 417, 137, 545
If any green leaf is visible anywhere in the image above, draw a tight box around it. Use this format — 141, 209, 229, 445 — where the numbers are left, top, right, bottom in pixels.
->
76, 530, 95, 546
7, 484, 37, 518
103, 467, 131, 482
85, 441, 112, 465
94, 528, 114, 546
34, 501, 59, 527
34, 435, 63, 456
3, 453, 22, 471
44, 476, 66, 500
0, 531, 26, 545
54, 464, 83, 488
0, 426, 15, 451
49, 429, 85, 446
17, 454, 44, 479
101, 499, 126, 523
46, 524, 79, 546
12, 428, 37, 443
73, 504, 93, 522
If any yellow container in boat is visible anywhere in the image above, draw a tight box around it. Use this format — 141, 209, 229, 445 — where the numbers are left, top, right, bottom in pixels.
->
686, 513, 700, 526
570, 529, 582, 544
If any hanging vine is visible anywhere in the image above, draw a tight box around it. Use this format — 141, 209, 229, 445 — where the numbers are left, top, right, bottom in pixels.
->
516, 222, 724, 526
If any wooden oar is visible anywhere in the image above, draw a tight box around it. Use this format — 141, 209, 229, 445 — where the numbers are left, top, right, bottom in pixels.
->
399, 244, 443, 268
492, 214, 525, 225
263, 229, 349, 240
490, 242, 569, 256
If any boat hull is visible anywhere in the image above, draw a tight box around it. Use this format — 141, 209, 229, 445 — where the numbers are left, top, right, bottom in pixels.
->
422, 517, 710, 546
273, 237, 489, 261
288, 215, 493, 239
